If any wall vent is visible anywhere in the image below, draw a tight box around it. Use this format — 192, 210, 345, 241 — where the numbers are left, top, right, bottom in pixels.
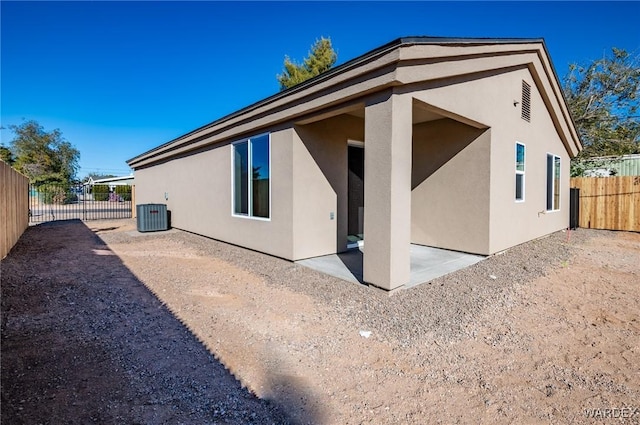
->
521, 81, 531, 122
136, 204, 168, 232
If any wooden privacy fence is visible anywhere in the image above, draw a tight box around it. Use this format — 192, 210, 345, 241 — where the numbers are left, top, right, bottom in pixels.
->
570, 176, 640, 232
1, 160, 29, 258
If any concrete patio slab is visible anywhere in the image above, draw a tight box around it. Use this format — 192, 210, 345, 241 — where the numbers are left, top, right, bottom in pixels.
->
296, 244, 485, 289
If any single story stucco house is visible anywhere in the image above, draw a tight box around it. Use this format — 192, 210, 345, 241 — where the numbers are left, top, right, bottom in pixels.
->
127, 36, 582, 291
86, 175, 134, 191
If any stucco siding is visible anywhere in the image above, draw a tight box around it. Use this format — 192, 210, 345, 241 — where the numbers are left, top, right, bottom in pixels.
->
293, 114, 364, 260
363, 92, 414, 289
134, 128, 295, 260
291, 126, 339, 260
395, 48, 579, 157
487, 68, 570, 253
411, 119, 491, 254
411, 67, 570, 254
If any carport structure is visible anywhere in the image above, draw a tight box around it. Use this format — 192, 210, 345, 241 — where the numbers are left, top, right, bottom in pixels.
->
128, 37, 581, 291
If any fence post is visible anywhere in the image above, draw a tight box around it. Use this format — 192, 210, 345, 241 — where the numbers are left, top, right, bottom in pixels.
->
569, 187, 580, 229
131, 185, 136, 219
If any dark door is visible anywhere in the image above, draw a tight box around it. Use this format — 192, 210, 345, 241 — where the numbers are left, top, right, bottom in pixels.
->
348, 145, 364, 243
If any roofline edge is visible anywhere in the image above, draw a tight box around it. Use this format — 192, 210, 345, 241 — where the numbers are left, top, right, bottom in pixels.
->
127, 36, 547, 166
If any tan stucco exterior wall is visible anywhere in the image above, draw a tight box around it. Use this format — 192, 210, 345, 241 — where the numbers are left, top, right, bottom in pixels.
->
293, 114, 364, 260
134, 128, 296, 260
363, 91, 414, 289
133, 117, 368, 262
411, 67, 570, 254
487, 69, 571, 253
411, 119, 491, 254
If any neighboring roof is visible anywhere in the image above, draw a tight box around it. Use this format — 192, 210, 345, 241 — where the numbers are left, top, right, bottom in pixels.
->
581, 154, 640, 176
128, 36, 581, 169
88, 175, 134, 184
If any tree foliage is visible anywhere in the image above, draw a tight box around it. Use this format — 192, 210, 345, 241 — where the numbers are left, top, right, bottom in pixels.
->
7, 120, 80, 184
564, 48, 640, 166
40, 184, 78, 205
0, 145, 15, 165
115, 185, 132, 201
277, 37, 337, 90
92, 184, 111, 201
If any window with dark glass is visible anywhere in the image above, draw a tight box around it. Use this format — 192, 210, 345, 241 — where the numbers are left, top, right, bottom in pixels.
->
546, 153, 561, 211
233, 142, 249, 215
515, 142, 525, 201
233, 134, 270, 218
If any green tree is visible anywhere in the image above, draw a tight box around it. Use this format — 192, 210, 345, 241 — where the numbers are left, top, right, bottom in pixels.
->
277, 37, 337, 90
0, 145, 15, 165
8, 120, 80, 184
564, 48, 639, 175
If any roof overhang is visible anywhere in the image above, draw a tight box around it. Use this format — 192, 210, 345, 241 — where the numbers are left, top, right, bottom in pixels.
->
127, 36, 582, 169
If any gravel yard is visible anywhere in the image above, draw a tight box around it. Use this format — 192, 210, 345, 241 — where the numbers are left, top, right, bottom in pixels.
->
2, 219, 639, 424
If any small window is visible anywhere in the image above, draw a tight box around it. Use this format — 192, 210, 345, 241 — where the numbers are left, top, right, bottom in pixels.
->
233, 142, 249, 215
232, 133, 270, 219
522, 81, 531, 122
515, 142, 525, 201
546, 153, 561, 211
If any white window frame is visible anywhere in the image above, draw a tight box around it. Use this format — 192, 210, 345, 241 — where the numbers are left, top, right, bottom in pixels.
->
231, 133, 271, 221
546, 153, 561, 212
515, 142, 525, 202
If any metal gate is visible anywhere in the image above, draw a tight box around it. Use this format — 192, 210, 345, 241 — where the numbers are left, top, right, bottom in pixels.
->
29, 183, 133, 223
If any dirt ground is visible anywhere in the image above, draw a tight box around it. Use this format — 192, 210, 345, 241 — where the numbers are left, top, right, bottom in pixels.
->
2, 219, 639, 424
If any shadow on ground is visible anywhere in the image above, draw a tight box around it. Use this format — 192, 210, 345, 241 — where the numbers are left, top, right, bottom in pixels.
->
1, 220, 320, 424
337, 250, 364, 284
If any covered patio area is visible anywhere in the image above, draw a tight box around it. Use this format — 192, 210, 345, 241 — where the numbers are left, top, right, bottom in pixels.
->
293, 91, 491, 292
296, 244, 485, 289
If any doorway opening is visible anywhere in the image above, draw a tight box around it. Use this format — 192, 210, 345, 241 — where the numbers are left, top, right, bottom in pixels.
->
347, 140, 364, 249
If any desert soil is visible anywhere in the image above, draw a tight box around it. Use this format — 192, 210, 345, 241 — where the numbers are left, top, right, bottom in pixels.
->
1, 219, 639, 424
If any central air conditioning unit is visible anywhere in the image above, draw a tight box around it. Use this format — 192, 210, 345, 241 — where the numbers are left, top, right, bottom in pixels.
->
136, 204, 168, 232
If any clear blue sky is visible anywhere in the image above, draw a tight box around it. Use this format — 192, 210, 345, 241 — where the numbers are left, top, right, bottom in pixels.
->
1, 1, 638, 177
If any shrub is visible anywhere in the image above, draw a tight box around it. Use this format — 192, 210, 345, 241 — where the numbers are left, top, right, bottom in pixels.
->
40, 185, 66, 204
93, 184, 110, 201
115, 185, 132, 201
64, 193, 78, 204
